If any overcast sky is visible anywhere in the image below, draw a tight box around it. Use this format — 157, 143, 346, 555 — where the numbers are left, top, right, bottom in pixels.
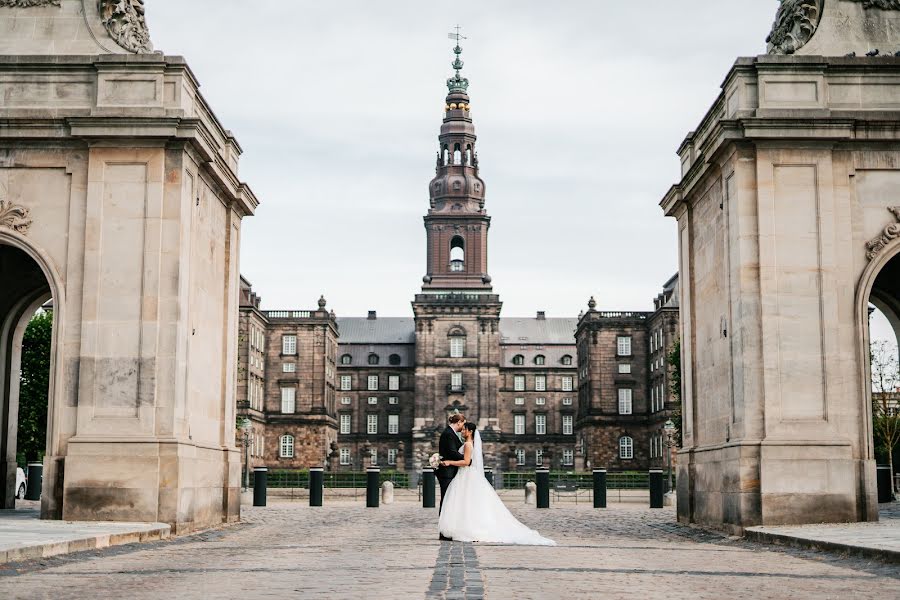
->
147, 1, 896, 348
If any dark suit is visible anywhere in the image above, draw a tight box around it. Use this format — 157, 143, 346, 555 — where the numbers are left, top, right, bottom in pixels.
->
436, 425, 465, 513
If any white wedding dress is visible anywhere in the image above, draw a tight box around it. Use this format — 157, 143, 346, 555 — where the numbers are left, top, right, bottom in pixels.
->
438, 431, 555, 546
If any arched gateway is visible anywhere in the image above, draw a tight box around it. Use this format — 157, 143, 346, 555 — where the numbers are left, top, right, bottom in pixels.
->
0, 1, 258, 532
662, 0, 900, 531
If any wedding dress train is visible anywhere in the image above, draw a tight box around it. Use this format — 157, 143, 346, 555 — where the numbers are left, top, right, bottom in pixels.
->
438, 431, 556, 546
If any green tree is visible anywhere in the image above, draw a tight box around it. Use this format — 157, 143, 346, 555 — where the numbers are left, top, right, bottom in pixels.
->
870, 339, 900, 496
666, 338, 683, 447
17, 311, 52, 463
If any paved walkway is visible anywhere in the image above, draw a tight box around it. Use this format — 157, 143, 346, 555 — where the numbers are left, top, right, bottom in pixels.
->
746, 502, 900, 562
0, 503, 169, 565
1, 501, 899, 599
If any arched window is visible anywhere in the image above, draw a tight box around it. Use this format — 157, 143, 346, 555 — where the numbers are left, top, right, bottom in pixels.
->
368, 353, 380, 366
340, 354, 352, 365
619, 436, 634, 460
389, 354, 401, 366
534, 355, 546, 366
465, 145, 472, 165
512, 354, 524, 366
453, 143, 462, 165
280, 434, 295, 458
449, 330, 466, 358
561, 355, 573, 366
450, 236, 465, 272
442, 145, 449, 166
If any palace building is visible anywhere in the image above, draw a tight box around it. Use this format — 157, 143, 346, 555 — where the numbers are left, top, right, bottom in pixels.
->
236, 44, 679, 478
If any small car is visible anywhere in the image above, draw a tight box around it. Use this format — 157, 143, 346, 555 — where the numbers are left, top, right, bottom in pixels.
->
16, 467, 27, 499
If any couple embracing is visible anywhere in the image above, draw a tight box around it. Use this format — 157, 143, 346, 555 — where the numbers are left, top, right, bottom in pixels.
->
434, 413, 555, 545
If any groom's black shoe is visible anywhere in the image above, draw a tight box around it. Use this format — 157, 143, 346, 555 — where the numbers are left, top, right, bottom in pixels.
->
439, 534, 452, 541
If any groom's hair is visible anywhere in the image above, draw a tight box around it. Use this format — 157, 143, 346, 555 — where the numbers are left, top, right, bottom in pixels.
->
448, 414, 466, 424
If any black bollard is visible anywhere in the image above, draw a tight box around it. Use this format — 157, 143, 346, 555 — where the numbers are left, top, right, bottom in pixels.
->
649, 469, 664, 509
536, 467, 550, 509
366, 467, 380, 508
25, 462, 42, 501
422, 468, 436, 508
253, 467, 267, 507
593, 468, 607, 509
309, 467, 324, 507
484, 468, 494, 487
877, 465, 894, 503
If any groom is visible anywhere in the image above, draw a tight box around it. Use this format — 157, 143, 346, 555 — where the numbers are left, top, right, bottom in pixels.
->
435, 413, 467, 525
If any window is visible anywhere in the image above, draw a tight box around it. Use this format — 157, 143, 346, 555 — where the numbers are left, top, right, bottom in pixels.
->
516, 449, 526, 465
340, 375, 352, 391
512, 355, 524, 366
281, 388, 296, 414
388, 414, 399, 434
451, 372, 463, 391
370, 448, 378, 465
619, 436, 634, 460
536, 414, 547, 435
368, 353, 379, 365
368, 396, 378, 405
389, 354, 401, 366
340, 414, 351, 434
618, 363, 632, 374
651, 386, 657, 412
561, 355, 573, 366
618, 388, 633, 415
562, 376, 573, 391
536, 449, 544, 466
535, 375, 546, 392
387, 448, 398, 465
562, 397, 573, 406
563, 415, 574, 435
534, 355, 546, 366
617, 336, 632, 356
389, 396, 399, 405
279, 434, 294, 458
514, 414, 525, 435
339, 447, 350, 465
563, 449, 574, 466
389, 375, 400, 391
450, 336, 465, 358
282, 363, 296, 373
515, 397, 525, 405
514, 375, 525, 391
367, 414, 378, 434
282, 335, 297, 355
367, 375, 378, 391
341, 396, 352, 405
340, 354, 352, 365
535, 397, 546, 405
450, 236, 465, 272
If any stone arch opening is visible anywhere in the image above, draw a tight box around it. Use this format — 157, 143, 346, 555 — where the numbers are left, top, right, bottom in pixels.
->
450, 236, 465, 272
0, 237, 63, 513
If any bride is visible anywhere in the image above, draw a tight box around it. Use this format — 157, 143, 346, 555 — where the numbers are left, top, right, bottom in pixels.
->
438, 422, 556, 545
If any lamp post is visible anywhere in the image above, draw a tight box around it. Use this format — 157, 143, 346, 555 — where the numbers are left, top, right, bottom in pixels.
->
663, 419, 676, 495
239, 417, 252, 491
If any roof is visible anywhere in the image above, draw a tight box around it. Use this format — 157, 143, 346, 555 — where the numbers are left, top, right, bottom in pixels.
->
499, 318, 577, 345
337, 345, 415, 369
336, 317, 416, 344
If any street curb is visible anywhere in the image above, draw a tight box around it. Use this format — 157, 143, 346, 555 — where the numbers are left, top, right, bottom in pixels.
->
0, 523, 171, 565
744, 528, 900, 564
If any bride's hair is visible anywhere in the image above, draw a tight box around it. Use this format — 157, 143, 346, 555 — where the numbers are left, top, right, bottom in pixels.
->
464, 422, 476, 434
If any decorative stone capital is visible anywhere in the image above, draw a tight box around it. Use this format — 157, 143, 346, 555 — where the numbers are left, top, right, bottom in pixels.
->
865, 207, 900, 261
0, 198, 33, 234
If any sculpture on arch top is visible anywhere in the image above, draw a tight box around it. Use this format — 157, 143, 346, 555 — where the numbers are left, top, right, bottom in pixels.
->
768, 0, 900, 55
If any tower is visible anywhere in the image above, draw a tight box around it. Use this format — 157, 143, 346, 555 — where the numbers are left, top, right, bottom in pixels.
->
412, 36, 503, 469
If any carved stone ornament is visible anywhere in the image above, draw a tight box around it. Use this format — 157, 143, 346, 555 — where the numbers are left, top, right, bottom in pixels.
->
851, 0, 900, 9
866, 207, 900, 260
99, 0, 153, 54
0, 199, 33, 235
0, 0, 61, 6
767, 0, 825, 55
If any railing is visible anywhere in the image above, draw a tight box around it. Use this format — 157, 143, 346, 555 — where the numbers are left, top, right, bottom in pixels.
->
501, 471, 656, 490
265, 310, 313, 319
594, 312, 649, 320
251, 470, 409, 489
446, 384, 466, 394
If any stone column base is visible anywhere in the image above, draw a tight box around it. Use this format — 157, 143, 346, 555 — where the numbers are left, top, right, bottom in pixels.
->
62, 440, 240, 534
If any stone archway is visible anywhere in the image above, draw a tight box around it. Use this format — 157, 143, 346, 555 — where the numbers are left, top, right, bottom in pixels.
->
0, 234, 64, 513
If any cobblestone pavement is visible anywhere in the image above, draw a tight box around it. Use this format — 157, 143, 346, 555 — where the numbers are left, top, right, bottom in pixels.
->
1, 501, 899, 599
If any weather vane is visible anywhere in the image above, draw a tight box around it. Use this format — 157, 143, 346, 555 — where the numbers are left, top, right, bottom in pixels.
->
447, 25, 469, 90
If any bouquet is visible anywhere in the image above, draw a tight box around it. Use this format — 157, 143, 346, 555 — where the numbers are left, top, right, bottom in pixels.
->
429, 453, 442, 469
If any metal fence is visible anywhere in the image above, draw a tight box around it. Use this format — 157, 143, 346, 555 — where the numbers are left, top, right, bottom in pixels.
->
501, 471, 659, 491
250, 470, 409, 489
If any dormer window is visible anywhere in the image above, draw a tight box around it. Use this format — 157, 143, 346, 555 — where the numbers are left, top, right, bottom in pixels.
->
512, 355, 524, 366
534, 355, 546, 366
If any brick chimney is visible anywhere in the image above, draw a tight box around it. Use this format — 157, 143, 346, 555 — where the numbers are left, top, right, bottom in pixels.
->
368, 310, 377, 320
536, 311, 546, 320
